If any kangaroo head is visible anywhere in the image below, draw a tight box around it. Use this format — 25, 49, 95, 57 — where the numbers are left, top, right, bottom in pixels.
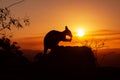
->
64, 26, 72, 39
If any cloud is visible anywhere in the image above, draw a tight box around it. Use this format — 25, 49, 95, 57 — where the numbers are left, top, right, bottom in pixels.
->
86, 29, 120, 36
13, 36, 44, 50
13, 30, 120, 50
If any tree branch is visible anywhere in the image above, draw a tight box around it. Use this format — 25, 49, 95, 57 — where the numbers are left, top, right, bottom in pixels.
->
7, 0, 25, 8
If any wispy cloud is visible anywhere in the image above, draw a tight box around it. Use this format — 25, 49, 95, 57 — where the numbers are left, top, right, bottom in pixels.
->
13, 29, 120, 50
86, 29, 120, 36
13, 36, 44, 50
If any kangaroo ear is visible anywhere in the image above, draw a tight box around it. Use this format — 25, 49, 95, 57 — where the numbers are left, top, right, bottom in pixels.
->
65, 26, 68, 30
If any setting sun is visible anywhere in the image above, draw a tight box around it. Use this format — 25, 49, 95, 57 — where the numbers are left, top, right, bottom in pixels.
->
77, 29, 85, 37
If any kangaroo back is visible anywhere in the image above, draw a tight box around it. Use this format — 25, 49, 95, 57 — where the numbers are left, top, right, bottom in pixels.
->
44, 26, 72, 54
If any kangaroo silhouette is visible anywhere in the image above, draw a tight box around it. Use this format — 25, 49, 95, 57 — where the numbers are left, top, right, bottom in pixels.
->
44, 26, 72, 54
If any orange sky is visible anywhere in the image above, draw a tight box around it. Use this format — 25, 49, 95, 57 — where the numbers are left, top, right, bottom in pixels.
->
1, 0, 120, 50
13, 30, 120, 50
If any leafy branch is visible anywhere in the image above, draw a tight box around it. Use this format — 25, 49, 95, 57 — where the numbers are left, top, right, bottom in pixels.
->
0, 0, 30, 37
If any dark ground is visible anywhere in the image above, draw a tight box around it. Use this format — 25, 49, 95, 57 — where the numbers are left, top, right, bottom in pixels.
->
0, 65, 120, 80
0, 46, 120, 80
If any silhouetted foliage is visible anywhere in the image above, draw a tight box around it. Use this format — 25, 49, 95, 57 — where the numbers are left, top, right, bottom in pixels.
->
78, 38, 108, 66
35, 46, 97, 76
0, 7, 29, 32
50, 46, 96, 67
0, 0, 30, 36
79, 38, 107, 53
0, 36, 29, 65
0, 0, 30, 65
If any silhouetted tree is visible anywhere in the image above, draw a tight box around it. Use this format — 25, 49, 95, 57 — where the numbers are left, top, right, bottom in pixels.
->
0, 0, 29, 36
0, 36, 29, 65
0, 0, 30, 65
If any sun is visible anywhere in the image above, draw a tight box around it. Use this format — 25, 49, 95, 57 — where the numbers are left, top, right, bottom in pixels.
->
77, 29, 85, 37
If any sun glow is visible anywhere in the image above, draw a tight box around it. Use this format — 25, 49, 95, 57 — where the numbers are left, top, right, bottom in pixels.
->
77, 29, 85, 37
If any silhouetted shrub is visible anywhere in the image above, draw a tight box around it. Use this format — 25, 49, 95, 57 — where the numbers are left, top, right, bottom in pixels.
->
0, 1, 30, 65
35, 46, 96, 77
0, 37, 29, 65
49, 46, 96, 67
34, 52, 44, 64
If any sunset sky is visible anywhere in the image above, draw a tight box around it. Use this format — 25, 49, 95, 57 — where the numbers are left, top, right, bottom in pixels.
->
0, 0, 120, 50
